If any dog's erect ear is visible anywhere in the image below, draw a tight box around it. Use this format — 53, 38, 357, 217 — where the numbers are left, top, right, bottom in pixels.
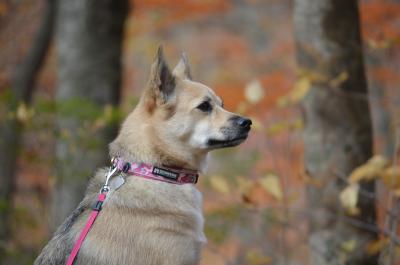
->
173, 53, 192, 80
147, 46, 176, 106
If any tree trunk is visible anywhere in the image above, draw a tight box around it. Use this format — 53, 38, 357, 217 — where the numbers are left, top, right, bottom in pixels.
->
0, 0, 56, 258
293, 0, 378, 265
51, 0, 128, 229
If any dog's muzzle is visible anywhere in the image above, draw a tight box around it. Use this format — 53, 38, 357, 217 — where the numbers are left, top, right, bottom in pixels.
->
207, 116, 252, 148
230, 116, 252, 132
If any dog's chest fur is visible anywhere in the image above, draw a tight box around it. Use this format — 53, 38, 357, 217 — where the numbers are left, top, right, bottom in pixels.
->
35, 169, 205, 265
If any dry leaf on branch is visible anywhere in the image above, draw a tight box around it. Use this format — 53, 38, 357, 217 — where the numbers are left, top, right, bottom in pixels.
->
380, 166, 400, 190
329, 71, 349, 87
365, 238, 389, 255
289, 77, 311, 103
339, 183, 360, 216
349, 155, 389, 183
259, 174, 283, 201
209, 176, 230, 194
347, 155, 400, 194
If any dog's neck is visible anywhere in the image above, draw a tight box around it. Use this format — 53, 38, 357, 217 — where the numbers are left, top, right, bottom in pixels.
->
109, 110, 208, 173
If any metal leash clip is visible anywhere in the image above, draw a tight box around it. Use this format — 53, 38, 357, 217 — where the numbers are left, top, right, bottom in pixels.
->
100, 157, 119, 194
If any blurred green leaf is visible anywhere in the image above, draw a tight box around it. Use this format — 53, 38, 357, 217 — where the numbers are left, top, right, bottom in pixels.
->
56, 98, 103, 121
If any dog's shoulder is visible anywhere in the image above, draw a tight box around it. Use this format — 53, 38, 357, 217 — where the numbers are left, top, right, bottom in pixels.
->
34, 204, 87, 265
34, 169, 107, 265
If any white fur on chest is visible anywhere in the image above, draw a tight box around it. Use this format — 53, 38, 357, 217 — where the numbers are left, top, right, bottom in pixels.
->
116, 176, 206, 242
76, 177, 206, 264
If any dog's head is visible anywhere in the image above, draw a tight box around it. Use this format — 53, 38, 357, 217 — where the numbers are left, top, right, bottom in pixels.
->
139, 47, 252, 153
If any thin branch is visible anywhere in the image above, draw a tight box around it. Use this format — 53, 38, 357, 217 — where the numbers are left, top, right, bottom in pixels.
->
386, 125, 400, 265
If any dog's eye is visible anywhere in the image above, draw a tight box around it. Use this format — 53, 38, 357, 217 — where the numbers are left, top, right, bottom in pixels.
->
196, 101, 212, 112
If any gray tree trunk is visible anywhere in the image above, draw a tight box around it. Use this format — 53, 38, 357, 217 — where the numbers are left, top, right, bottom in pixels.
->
51, 0, 128, 229
293, 0, 378, 265
0, 0, 56, 259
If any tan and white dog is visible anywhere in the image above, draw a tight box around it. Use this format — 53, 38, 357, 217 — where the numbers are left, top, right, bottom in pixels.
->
35, 47, 251, 265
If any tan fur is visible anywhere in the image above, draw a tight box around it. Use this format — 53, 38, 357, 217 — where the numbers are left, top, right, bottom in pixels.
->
70, 169, 204, 265
35, 47, 251, 265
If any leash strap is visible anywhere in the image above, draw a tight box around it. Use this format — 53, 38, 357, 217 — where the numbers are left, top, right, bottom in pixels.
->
66, 164, 117, 265
66, 192, 106, 265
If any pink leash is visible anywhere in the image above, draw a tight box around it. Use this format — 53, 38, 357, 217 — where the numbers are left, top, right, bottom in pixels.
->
66, 164, 118, 265
66, 193, 107, 265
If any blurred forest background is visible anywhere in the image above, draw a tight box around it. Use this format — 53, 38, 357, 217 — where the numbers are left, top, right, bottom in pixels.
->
0, 0, 399, 264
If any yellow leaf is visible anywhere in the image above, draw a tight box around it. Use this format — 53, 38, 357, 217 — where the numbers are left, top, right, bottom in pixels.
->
349, 155, 389, 183
341, 239, 357, 253
297, 68, 327, 83
244, 79, 264, 104
329, 72, 349, 87
381, 166, 400, 190
289, 77, 311, 102
365, 238, 388, 255
259, 174, 282, 200
209, 176, 230, 194
339, 184, 360, 215
16, 102, 34, 122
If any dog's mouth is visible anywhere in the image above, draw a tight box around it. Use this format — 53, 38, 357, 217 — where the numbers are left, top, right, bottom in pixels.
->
207, 134, 249, 149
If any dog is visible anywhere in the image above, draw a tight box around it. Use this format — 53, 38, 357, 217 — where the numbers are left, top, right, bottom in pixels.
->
35, 47, 252, 265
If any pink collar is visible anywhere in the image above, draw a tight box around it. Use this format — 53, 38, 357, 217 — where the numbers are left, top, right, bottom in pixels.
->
113, 157, 199, 185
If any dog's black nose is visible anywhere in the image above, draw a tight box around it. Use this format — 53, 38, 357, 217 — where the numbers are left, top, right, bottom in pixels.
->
237, 117, 252, 128
232, 116, 252, 130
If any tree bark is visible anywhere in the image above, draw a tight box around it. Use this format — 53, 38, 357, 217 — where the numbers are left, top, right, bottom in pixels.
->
293, 0, 378, 265
0, 0, 56, 258
51, 0, 128, 229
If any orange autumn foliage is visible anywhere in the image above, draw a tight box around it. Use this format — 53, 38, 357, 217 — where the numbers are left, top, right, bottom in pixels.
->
360, 1, 400, 43
131, 0, 231, 32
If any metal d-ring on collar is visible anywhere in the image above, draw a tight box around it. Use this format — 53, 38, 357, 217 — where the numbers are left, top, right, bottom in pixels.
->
100, 157, 119, 194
